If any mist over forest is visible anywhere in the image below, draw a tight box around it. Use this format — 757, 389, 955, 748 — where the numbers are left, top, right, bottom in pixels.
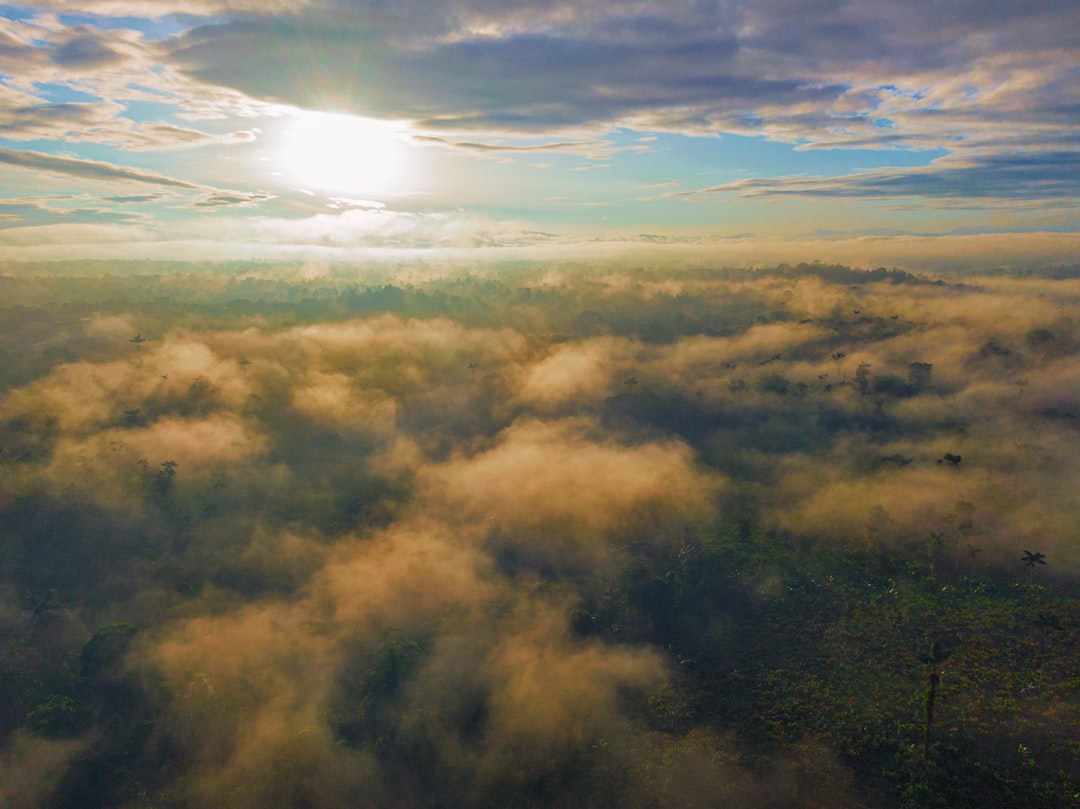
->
1, 259, 1078, 809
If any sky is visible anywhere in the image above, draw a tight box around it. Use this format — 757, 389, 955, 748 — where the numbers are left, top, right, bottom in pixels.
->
0, 0, 1077, 265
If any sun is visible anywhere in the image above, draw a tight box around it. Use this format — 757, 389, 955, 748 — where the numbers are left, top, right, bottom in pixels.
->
276, 111, 409, 195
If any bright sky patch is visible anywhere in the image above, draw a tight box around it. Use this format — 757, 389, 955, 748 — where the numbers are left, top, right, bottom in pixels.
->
0, 1, 1074, 259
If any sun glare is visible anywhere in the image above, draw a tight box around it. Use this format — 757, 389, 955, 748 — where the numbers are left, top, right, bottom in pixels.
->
277, 112, 408, 195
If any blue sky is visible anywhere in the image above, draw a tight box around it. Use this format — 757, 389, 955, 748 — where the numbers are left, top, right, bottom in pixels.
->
0, 1, 1076, 265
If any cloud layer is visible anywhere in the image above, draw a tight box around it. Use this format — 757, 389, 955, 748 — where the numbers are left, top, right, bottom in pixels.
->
2, 260, 1080, 805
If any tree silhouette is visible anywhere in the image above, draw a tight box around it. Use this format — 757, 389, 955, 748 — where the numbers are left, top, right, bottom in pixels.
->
624, 375, 638, 393
467, 361, 478, 384
964, 543, 984, 592
130, 334, 146, 350
908, 361, 932, 390
831, 352, 846, 382
918, 640, 952, 758
880, 453, 912, 466
1021, 550, 1047, 568
855, 362, 872, 395
238, 357, 252, 373
1021, 550, 1048, 589
866, 504, 892, 544
155, 460, 178, 498
1021, 550, 1047, 573
926, 531, 946, 580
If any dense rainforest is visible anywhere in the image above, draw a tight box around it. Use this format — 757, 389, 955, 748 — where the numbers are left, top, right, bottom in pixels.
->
1, 259, 1078, 808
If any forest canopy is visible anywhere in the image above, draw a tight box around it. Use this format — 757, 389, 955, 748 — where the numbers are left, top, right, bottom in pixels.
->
1, 259, 1078, 809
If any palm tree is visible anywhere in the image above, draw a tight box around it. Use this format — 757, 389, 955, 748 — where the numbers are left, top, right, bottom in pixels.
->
238, 357, 252, 374
831, 351, 846, 382
624, 376, 638, 394
1021, 550, 1046, 568
1021, 550, 1048, 590
130, 333, 146, 350
467, 362, 479, 384
1021, 550, 1047, 577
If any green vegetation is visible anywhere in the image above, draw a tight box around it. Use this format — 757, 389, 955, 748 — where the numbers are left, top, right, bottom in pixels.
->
0, 259, 1078, 808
